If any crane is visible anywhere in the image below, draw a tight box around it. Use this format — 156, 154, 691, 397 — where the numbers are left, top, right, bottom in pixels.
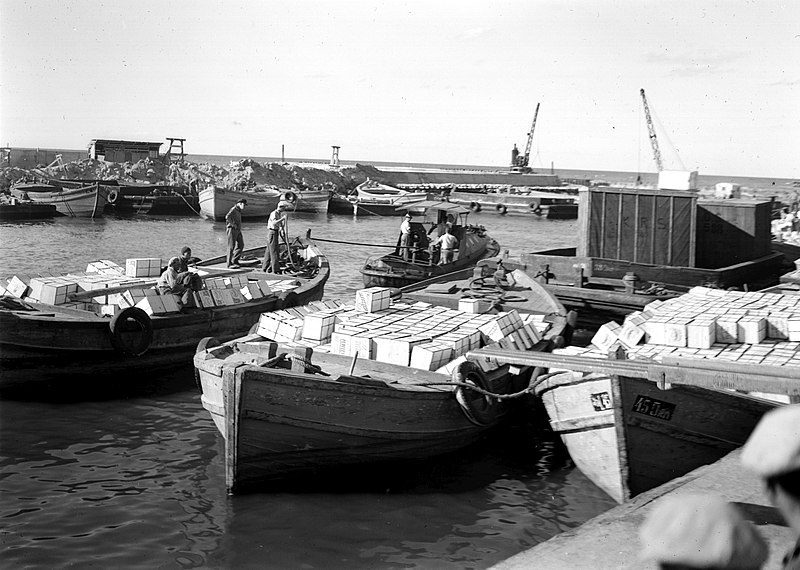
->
511, 103, 540, 170
639, 88, 663, 172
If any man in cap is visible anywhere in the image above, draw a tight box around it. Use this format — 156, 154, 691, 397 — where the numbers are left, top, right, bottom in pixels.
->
399, 212, 413, 261
741, 404, 800, 569
640, 493, 768, 569
262, 201, 289, 274
225, 198, 247, 268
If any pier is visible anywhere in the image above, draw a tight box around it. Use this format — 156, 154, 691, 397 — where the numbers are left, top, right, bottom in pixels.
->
491, 448, 794, 569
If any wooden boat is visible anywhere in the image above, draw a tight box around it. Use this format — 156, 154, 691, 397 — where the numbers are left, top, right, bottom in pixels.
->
360, 201, 501, 288
194, 269, 571, 493
10, 182, 108, 217
0, 198, 58, 220
471, 348, 788, 504
517, 187, 787, 329
198, 185, 283, 220
473, 285, 800, 503
288, 188, 330, 213
448, 186, 579, 219
0, 236, 328, 386
329, 180, 430, 216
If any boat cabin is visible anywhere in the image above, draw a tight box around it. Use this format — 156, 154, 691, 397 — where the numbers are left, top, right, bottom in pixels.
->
394, 201, 473, 264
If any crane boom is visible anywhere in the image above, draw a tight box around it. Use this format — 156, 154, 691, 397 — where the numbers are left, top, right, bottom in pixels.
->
640, 88, 663, 172
521, 103, 540, 167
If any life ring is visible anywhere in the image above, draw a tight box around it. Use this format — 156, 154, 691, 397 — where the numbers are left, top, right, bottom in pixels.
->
194, 337, 220, 391
107, 188, 120, 205
108, 307, 153, 356
277, 290, 300, 309
452, 361, 500, 427
283, 191, 297, 204
469, 201, 481, 212
530, 201, 542, 216
495, 204, 507, 215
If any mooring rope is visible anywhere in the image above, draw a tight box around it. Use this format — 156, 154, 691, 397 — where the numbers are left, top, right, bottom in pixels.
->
307, 236, 403, 249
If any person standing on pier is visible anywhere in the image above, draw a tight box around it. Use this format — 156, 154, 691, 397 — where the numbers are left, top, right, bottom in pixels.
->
742, 404, 800, 570
262, 201, 289, 274
225, 198, 247, 268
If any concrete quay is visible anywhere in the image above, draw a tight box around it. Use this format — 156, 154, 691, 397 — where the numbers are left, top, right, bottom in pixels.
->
492, 449, 795, 570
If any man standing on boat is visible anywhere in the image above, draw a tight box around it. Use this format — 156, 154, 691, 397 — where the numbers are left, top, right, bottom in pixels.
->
399, 213, 413, 261
225, 198, 247, 268
741, 404, 800, 570
431, 226, 458, 265
262, 201, 289, 274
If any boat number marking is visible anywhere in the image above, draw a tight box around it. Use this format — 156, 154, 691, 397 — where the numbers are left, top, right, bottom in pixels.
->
632, 395, 675, 421
590, 392, 611, 411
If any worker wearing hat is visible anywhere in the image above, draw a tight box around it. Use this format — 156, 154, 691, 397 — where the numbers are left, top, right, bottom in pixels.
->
399, 212, 413, 261
741, 404, 800, 570
225, 198, 247, 268
640, 493, 768, 569
262, 200, 289, 274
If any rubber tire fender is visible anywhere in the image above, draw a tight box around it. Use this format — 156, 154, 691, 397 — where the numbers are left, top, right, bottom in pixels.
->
283, 191, 298, 204
469, 201, 482, 212
530, 200, 542, 216
107, 188, 120, 205
495, 204, 507, 215
109, 307, 153, 357
452, 360, 500, 427
194, 336, 220, 392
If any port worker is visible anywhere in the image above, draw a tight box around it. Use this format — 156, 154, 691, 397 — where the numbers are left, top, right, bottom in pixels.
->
157, 257, 197, 306
431, 226, 459, 265
225, 198, 247, 268
177, 246, 201, 273
741, 404, 800, 570
262, 201, 289, 274
399, 213, 413, 261
639, 493, 768, 569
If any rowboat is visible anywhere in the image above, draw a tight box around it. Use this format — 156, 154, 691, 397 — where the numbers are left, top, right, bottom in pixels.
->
0, 237, 328, 386
198, 186, 283, 220
360, 201, 500, 288
194, 268, 571, 493
10, 182, 108, 218
288, 188, 330, 213
328, 180, 429, 216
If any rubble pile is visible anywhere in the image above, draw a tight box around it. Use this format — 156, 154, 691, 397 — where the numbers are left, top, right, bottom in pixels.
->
1, 157, 381, 194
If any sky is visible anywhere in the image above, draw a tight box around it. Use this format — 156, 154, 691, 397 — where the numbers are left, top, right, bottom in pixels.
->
1, 0, 798, 178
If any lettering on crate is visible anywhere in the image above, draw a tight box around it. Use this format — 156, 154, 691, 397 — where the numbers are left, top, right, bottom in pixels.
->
590, 392, 612, 412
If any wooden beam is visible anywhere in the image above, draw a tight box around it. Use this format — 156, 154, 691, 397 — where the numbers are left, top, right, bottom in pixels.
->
469, 347, 800, 396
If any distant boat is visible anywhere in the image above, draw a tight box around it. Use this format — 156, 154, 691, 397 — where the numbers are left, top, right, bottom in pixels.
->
10, 182, 108, 218
285, 188, 330, 214
360, 201, 500, 288
198, 186, 283, 220
448, 186, 579, 219
329, 180, 430, 216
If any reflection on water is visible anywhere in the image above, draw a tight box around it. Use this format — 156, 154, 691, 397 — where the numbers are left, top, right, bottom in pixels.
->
0, 213, 615, 568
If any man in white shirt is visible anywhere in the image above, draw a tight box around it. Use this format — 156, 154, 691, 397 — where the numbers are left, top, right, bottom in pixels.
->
399, 213, 412, 261
262, 201, 289, 273
431, 226, 458, 265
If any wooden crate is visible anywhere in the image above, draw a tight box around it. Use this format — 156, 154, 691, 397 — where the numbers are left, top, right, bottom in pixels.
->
695, 199, 772, 268
577, 187, 696, 266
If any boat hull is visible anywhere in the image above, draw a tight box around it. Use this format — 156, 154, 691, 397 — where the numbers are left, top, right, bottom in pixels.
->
291, 190, 330, 213
198, 186, 282, 220
0, 246, 329, 385
536, 371, 774, 503
11, 183, 108, 217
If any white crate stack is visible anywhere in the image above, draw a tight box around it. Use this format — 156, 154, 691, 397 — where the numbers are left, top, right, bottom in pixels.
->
245, 288, 553, 374
577, 286, 800, 369
125, 258, 164, 278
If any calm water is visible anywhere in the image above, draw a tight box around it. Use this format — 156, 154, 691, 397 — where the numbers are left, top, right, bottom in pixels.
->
0, 210, 617, 569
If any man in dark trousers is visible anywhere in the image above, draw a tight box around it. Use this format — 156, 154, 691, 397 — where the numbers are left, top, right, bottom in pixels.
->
225, 198, 247, 268
262, 201, 289, 274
